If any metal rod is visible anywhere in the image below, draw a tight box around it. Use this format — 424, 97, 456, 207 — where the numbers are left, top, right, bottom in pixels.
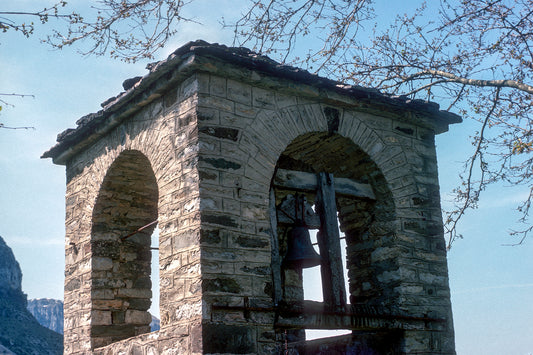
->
312, 235, 345, 246
121, 220, 158, 241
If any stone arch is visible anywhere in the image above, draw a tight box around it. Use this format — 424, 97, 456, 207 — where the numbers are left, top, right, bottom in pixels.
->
271, 131, 396, 308
240, 104, 330, 189
90, 149, 159, 348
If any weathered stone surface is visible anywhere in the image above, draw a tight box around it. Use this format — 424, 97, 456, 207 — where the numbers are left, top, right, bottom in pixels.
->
202, 324, 256, 354
203, 277, 243, 294
125, 310, 152, 325
44, 41, 457, 354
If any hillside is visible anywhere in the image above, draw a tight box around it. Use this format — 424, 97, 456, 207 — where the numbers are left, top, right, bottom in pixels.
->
0, 236, 63, 355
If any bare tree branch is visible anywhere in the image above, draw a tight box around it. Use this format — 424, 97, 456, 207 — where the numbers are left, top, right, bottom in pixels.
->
0, 93, 36, 130
405, 69, 533, 95
1, 1, 195, 62
445, 88, 501, 248
0, 123, 35, 130
230, 0, 533, 246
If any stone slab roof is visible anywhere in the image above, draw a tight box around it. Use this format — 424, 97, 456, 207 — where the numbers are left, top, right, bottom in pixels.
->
42, 40, 461, 164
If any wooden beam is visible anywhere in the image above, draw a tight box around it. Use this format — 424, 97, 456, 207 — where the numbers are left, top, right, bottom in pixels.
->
211, 301, 447, 331
316, 172, 347, 311
273, 169, 375, 200
276, 194, 321, 228
269, 188, 283, 305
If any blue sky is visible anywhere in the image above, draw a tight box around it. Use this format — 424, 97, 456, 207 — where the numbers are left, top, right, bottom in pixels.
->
1, 1, 532, 354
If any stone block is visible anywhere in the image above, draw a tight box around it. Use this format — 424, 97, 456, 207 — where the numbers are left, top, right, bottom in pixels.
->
234, 102, 259, 119
275, 92, 297, 108
202, 277, 243, 294
125, 310, 152, 325
252, 87, 276, 109
209, 75, 227, 97
198, 94, 234, 113
185, 278, 202, 298
172, 230, 200, 250
230, 234, 270, 249
234, 262, 271, 276
241, 204, 268, 220
419, 272, 446, 285
91, 310, 112, 325
197, 107, 220, 124
227, 79, 252, 105
181, 76, 199, 100
92, 257, 113, 271
202, 260, 235, 274
222, 198, 241, 215
116, 288, 152, 299
202, 324, 257, 354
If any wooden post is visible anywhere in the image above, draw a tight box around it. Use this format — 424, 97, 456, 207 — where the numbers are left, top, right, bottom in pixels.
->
269, 188, 283, 305
316, 172, 347, 311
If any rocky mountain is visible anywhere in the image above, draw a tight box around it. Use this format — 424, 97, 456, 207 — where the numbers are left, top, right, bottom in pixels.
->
26, 297, 161, 334
150, 314, 160, 332
27, 299, 64, 334
0, 236, 63, 355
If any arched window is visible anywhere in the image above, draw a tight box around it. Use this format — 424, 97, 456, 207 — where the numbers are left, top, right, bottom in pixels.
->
269, 131, 397, 350
90, 150, 158, 348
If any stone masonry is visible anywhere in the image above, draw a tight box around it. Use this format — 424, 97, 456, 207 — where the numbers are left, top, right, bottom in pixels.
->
43, 40, 460, 354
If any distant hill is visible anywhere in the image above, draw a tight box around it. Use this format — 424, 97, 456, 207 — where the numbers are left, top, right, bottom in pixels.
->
27, 299, 64, 334
1, 235, 160, 350
27, 298, 160, 334
150, 314, 160, 332
0, 236, 63, 355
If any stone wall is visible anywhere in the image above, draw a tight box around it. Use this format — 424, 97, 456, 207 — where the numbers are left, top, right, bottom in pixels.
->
63, 74, 203, 354
49, 42, 456, 354
193, 71, 454, 353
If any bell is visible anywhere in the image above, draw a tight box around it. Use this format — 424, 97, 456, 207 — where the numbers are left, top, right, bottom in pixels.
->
283, 220, 321, 269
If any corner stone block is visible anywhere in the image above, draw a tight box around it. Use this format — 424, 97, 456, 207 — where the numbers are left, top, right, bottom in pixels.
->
117, 288, 152, 299
91, 310, 112, 325
227, 79, 252, 105
202, 324, 257, 354
125, 310, 152, 325
93, 257, 113, 271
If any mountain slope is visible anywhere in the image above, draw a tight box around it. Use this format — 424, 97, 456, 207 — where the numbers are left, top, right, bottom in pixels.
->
0, 236, 63, 355
27, 298, 64, 334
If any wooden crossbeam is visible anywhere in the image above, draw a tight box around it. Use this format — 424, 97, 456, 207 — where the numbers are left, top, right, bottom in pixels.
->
273, 169, 375, 200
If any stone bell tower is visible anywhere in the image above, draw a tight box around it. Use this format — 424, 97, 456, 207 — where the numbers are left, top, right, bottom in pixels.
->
43, 40, 460, 354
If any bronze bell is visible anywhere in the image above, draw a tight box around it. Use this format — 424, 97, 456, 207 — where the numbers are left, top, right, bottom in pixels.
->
283, 219, 321, 269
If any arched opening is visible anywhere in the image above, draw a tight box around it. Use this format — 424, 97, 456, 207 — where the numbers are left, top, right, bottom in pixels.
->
149, 226, 160, 331
90, 150, 159, 348
270, 131, 396, 347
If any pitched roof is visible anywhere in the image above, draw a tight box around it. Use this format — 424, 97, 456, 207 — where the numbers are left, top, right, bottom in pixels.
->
42, 40, 461, 164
